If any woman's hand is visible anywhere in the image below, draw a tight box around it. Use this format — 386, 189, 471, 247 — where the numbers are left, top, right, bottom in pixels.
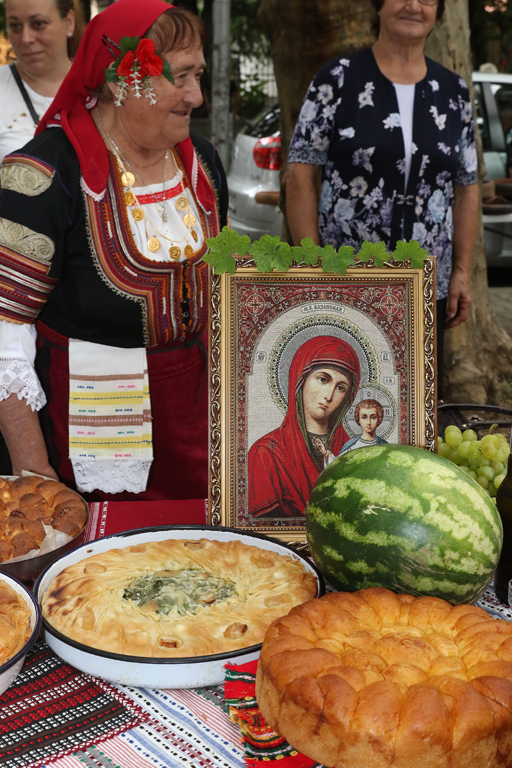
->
445, 267, 472, 329
0, 394, 58, 479
447, 182, 479, 328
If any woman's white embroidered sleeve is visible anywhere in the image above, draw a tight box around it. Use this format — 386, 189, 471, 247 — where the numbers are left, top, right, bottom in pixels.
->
0, 321, 47, 410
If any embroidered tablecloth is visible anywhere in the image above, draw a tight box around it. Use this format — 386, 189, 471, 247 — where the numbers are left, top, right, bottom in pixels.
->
0, 639, 150, 768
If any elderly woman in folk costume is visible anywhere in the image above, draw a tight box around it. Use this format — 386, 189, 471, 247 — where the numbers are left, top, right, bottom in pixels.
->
0, 0, 228, 501
248, 336, 361, 519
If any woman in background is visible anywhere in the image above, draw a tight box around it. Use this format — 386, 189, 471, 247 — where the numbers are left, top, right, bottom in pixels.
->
286, 0, 479, 399
248, 336, 360, 518
0, 0, 85, 162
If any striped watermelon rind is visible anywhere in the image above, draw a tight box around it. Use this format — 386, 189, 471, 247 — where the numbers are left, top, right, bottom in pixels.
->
305, 444, 503, 605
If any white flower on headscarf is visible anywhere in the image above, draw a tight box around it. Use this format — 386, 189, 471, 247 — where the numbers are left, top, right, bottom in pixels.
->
383, 113, 401, 130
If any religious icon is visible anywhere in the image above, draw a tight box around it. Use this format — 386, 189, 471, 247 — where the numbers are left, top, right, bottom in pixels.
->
209, 261, 435, 542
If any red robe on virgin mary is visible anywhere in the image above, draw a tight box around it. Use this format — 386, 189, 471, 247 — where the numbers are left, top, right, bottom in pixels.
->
248, 335, 360, 518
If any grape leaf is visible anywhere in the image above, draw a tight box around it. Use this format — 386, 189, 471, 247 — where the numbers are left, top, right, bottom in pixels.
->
321, 244, 346, 275
337, 245, 357, 271
272, 241, 293, 271
204, 227, 250, 274
291, 237, 322, 266
392, 239, 428, 269
356, 241, 390, 266
249, 235, 293, 272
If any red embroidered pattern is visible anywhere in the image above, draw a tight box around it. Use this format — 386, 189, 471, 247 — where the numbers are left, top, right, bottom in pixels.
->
136, 177, 189, 205
225, 661, 320, 768
86, 152, 219, 346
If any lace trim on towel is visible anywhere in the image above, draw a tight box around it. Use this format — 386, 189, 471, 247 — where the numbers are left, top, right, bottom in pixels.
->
71, 458, 152, 494
0, 358, 46, 411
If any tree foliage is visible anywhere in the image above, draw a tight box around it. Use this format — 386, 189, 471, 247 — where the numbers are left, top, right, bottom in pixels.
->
469, 0, 512, 72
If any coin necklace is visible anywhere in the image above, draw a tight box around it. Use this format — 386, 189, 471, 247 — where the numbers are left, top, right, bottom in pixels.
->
124, 160, 198, 260
95, 110, 198, 259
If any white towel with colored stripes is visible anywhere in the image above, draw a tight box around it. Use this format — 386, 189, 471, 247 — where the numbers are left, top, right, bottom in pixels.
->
68, 340, 153, 494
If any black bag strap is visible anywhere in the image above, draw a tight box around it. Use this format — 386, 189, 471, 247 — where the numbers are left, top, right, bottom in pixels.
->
9, 62, 39, 126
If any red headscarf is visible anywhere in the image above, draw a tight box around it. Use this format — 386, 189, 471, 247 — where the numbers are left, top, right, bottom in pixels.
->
248, 336, 361, 518
36, 0, 212, 207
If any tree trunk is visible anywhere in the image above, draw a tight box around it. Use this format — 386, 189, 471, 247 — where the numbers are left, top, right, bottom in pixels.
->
258, 0, 512, 404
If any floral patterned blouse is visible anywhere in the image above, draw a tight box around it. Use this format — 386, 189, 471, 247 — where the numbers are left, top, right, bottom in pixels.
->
288, 48, 478, 300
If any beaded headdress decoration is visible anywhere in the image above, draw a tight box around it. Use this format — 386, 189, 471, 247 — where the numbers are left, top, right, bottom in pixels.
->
103, 35, 174, 106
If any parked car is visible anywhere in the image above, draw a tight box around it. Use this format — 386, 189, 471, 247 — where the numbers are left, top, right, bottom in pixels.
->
228, 72, 512, 264
227, 104, 283, 239
473, 70, 512, 268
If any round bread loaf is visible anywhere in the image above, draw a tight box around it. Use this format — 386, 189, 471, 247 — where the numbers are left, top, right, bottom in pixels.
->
256, 587, 512, 768
0, 476, 88, 562
0, 579, 31, 663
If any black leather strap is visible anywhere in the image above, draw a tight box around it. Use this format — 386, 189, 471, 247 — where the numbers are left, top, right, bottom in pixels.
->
9, 63, 39, 126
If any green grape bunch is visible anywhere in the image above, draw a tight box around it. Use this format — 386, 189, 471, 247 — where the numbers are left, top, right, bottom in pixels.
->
438, 425, 511, 501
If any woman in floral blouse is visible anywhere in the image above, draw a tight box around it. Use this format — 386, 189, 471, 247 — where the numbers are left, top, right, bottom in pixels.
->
286, 0, 479, 397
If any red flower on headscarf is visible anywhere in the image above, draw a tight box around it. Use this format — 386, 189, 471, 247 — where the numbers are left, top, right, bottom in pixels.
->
117, 50, 136, 79
135, 39, 164, 77
116, 39, 163, 82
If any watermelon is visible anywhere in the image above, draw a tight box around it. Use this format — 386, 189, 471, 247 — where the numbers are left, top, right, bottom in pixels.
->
305, 444, 503, 605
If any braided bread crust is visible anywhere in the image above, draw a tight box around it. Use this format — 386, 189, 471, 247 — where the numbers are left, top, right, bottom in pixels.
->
256, 587, 512, 768
0, 476, 88, 562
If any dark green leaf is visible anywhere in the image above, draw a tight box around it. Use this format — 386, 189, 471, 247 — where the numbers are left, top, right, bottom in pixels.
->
119, 36, 140, 54
162, 60, 174, 85
104, 63, 121, 82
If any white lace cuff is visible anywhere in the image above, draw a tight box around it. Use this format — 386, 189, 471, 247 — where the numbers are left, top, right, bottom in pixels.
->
0, 358, 47, 411
71, 458, 152, 494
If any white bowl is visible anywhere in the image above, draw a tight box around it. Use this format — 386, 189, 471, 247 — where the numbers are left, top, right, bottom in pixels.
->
34, 525, 324, 689
0, 573, 41, 696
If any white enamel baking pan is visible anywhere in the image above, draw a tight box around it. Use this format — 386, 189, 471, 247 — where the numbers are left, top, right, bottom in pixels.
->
34, 525, 324, 689
0, 573, 41, 696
